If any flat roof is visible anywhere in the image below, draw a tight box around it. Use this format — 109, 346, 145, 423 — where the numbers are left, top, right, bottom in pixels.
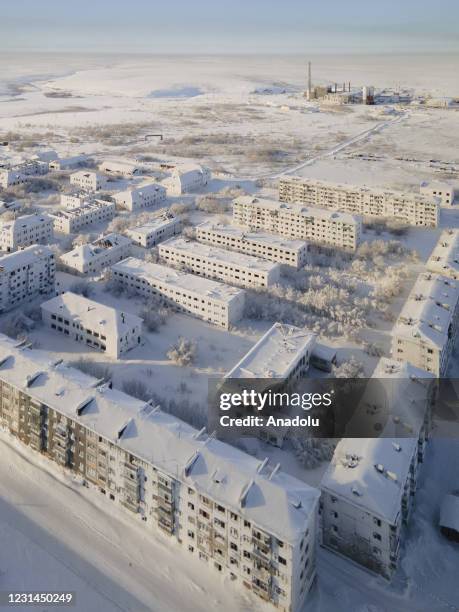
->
126, 212, 179, 237
427, 230, 459, 277
0, 213, 52, 233
50, 199, 114, 219
226, 323, 316, 379
0, 245, 53, 271
197, 221, 308, 251
61, 233, 131, 265
0, 334, 319, 544
112, 257, 245, 304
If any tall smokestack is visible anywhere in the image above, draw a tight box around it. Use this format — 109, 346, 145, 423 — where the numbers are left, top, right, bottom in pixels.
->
307, 61, 312, 100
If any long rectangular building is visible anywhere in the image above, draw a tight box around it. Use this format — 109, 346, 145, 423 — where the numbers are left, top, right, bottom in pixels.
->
278, 176, 439, 228
0, 213, 54, 252
60, 232, 132, 276
426, 229, 459, 280
111, 257, 245, 329
126, 212, 181, 248
159, 237, 281, 289
0, 245, 55, 313
392, 272, 459, 376
0, 334, 319, 612
232, 196, 361, 251
196, 221, 309, 269
49, 200, 115, 234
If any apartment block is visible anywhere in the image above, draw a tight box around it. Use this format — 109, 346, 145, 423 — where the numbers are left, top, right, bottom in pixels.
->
162, 164, 210, 196
49, 200, 115, 234
111, 257, 245, 329
41, 292, 143, 358
70, 170, 108, 192
60, 233, 132, 276
426, 229, 459, 280
392, 272, 459, 376
0, 168, 25, 189
278, 177, 439, 228
159, 237, 281, 289
0, 335, 320, 612
113, 182, 167, 212
60, 193, 95, 209
196, 221, 309, 269
0, 213, 53, 252
420, 180, 456, 207
0, 245, 55, 313
125, 212, 181, 248
233, 196, 361, 251
16, 159, 49, 177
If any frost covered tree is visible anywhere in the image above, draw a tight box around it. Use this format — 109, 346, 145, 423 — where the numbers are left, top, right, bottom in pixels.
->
332, 356, 365, 378
167, 337, 197, 366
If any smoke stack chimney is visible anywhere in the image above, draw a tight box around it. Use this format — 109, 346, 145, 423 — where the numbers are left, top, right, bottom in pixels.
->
349, 81, 351, 92
307, 61, 312, 100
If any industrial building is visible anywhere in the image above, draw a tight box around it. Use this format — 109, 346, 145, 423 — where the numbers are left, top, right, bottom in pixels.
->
70, 170, 108, 192
0, 213, 53, 252
392, 273, 459, 376
41, 292, 143, 358
0, 245, 55, 313
0, 334, 320, 612
59, 233, 132, 276
111, 257, 245, 329
125, 212, 181, 248
426, 230, 459, 280
49, 200, 115, 234
159, 237, 281, 289
278, 177, 439, 228
113, 182, 167, 212
196, 222, 309, 269
233, 195, 361, 251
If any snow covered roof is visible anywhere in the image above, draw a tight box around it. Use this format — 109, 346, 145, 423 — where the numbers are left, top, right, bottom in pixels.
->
61, 233, 131, 266
225, 323, 316, 379
426, 230, 459, 279
99, 160, 140, 174
50, 199, 114, 219
41, 292, 142, 337
233, 195, 361, 225
70, 170, 104, 180
0, 334, 319, 544
113, 182, 165, 202
112, 257, 245, 304
172, 163, 208, 179
321, 436, 418, 523
160, 236, 281, 273
0, 213, 52, 234
420, 180, 456, 193
440, 493, 459, 533
0, 245, 54, 272
126, 212, 179, 237
197, 221, 308, 251
393, 273, 459, 349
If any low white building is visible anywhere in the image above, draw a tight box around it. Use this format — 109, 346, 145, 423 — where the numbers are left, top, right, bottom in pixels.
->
125, 212, 181, 248
162, 164, 210, 196
279, 177, 440, 228
0, 245, 55, 313
426, 229, 459, 280
41, 292, 143, 358
392, 272, 459, 376
159, 237, 281, 289
111, 257, 245, 329
70, 171, 108, 192
60, 233, 132, 276
60, 192, 95, 209
233, 196, 361, 251
0, 213, 53, 252
99, 160, 141, 177
0, 168, 25, 189
49, 200, 115, 234
49, 155, 89, 171
16, 159, 49, 177
196, 221, 309, 269
113, 182, 166, 211
420, 180, 456, 207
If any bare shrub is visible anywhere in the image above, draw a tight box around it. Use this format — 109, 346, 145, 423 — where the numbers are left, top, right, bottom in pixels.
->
167, 337, 197, 366
70, 359, 112, 381
122, 379, 151, 402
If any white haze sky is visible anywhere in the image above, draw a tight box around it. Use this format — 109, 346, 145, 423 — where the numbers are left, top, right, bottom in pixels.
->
1, 0, 458, 54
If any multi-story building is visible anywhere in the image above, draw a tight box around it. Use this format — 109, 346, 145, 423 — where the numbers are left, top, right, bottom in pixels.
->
60, 233, 132, 276
196, 222, 309, 269
232, 196, 361, 251
125, 212, 181, 248
113, 182, 166, 212
0, 213, 53, 252
49, 200, 115, 234
41, 292, 143, 358
15, 159, 49, 177
162, 164, 210, 196
159, 237, 281, 289
70, 171, 108, 192
0, 335, 320, 612
278, 177, 439, 228
48, 155, 89, 171
426, 229, 459, 280
0, 168, 25, 189
392, 272, 459, 376
0, 245, 55, 313
60, 192, 95, 209
420, 180, 456, 207
111, 257, 245, 329
99, 160, 141, 177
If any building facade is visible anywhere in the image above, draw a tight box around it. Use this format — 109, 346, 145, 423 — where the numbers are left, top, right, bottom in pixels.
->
278, 177, 439, 228
41, 292, 143, 358
49, 200, 115, 234
126, 212, 181, 248
0, 213, 54, 252
70, 171, 108, 192
162, 164, 210, 196
0, 168, 25, 189
59, 233, 132, 276
426, 229, 459, 280
0, 245, 55, 313
113, 183, 167, 212
196, 222, 309, 269
232, 196, 361, 251
159, 237, 281, 289
420, 180, 456, 207
0, 334, 320, 612
111, 257, 245, 329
